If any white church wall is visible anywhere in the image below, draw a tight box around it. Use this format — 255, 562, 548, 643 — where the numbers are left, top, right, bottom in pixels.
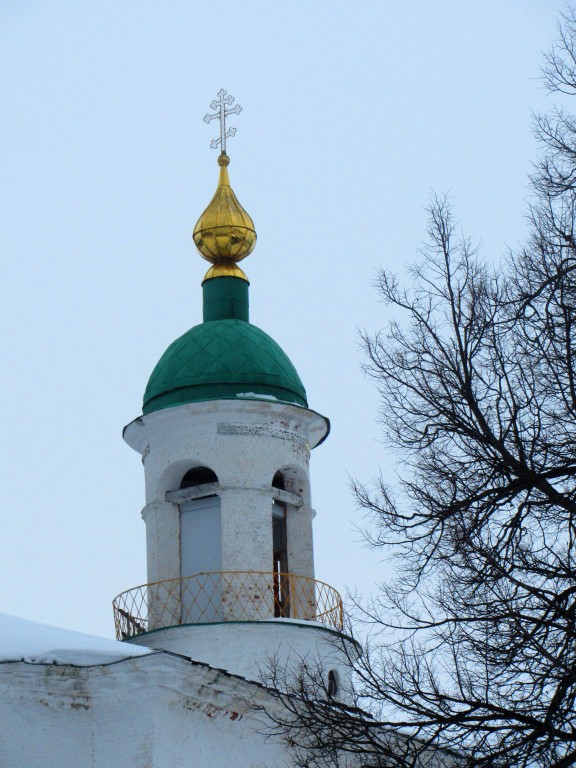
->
124, 399, 326, 507
0, 641, 460, 768
127, 620, 357, 698
123, 400, 328, 587
0, 653, 288, 768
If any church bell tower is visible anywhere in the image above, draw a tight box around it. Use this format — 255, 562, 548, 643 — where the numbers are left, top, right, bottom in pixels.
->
114, 91, 346, 681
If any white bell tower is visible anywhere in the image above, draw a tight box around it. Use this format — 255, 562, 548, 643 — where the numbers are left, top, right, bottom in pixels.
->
114, 94, 352, 685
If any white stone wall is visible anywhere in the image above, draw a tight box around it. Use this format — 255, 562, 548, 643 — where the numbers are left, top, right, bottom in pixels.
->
286, 502, 315, 581
121, 399, 341, 685
127, 620, 357, 691
123, 400, 328, 590
142, 501, 180, 584
0, 654, 287, 768
0, 651, 459, 768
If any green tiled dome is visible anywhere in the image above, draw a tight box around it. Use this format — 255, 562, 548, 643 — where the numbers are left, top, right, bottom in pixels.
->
143, 319, 307, 414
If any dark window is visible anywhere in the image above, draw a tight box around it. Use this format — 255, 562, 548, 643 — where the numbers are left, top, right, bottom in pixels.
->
327, 670, 339, 698
273, 500, 289, 617
272, 471, 285, 490
180, 466, 218, 489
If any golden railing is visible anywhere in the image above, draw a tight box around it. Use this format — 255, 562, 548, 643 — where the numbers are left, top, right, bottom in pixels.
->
113, 571, 343, 640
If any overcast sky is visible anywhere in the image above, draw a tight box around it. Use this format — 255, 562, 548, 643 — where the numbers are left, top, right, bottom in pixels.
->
0, 1, 567, 637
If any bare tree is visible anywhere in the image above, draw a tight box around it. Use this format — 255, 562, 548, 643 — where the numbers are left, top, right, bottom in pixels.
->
259, 11, 576, 768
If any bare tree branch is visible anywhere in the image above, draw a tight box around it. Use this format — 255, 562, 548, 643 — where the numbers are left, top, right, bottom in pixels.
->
258, 9, 576, 768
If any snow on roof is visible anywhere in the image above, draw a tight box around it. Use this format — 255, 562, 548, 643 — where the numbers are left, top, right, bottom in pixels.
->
0, 613, 153, 666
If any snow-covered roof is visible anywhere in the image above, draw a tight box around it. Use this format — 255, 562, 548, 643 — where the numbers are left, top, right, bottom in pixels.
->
0, 613, 153, 666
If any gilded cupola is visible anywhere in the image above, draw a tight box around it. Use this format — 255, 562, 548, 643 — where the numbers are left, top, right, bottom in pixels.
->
193, 152, 256, 282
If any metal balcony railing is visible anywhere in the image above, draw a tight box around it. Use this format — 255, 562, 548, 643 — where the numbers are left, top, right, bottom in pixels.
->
113, 571, 344, 640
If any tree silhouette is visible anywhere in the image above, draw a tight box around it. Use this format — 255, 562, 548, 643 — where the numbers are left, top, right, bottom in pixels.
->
259, 10, 576, 768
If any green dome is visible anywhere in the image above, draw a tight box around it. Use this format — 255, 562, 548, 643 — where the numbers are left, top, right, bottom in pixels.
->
143, 319, 308, 414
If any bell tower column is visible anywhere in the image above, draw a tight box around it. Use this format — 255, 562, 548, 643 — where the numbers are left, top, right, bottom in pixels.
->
141, 502, 180, 586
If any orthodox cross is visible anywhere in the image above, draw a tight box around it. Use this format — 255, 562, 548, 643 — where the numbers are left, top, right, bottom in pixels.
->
203, 89, 242, 153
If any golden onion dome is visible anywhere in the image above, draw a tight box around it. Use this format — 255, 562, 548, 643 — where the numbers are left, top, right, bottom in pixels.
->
193, 153, 256, 282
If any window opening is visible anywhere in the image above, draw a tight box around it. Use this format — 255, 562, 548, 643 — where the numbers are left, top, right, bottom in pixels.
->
272, 471, 285, 490
327, 670, 339, 698
180, 495, 222, 622
273, 500, 289, 617
180, 466, 218, 489
179, 466, 221, 623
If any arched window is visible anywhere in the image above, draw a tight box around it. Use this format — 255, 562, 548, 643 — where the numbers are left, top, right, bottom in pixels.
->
272, 471, 285, 490
180, 466, 218, 488
179, 466, 221, 622
327, 670, 339, 698
272, 471, 289, 618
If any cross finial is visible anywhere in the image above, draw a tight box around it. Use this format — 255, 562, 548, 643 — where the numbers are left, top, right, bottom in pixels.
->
203, 88, 242, 154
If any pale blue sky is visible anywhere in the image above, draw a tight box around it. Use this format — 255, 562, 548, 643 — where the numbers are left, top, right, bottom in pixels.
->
0, 1, 566, 635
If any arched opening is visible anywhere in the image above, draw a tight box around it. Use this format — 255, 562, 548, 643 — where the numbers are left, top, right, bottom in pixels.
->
272, 471, 285, 490
272, 470, 289, 618
180, 466, 218, 489
179, 465, 221, 623
327, 670, 339, 698
276, 465, 307, 499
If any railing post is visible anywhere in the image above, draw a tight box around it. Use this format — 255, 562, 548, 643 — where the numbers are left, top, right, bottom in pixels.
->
290, 574, 316, 622
221, 571, 274, 621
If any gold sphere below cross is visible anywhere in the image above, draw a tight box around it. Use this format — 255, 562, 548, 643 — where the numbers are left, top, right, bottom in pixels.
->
193, 153, 256, 281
